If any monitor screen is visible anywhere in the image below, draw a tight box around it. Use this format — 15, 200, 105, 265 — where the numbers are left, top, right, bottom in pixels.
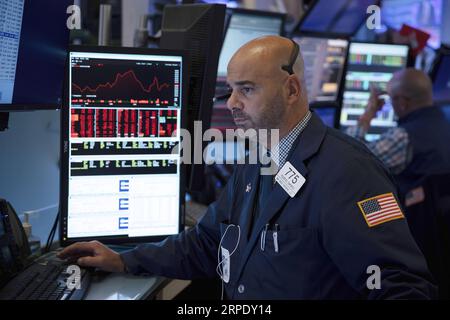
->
340, 42, 409, 138
432, 53, 450, 105
312, 106, 338, 128
217, 9, 284, 78
440, 104, 450, 122
296, 0, 377, 36
293, 37, 348, 103
60, 46, 186, 245
0, 0, 72, 110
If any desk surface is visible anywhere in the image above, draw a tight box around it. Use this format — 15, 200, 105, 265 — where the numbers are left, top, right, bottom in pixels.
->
86, 273, 167, 300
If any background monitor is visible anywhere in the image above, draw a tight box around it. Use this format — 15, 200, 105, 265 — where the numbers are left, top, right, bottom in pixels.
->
60, 46, 187, 245
311, 105, 339, 128
216, 8, 285, 80
440, 104, 450, 122
294, 0, 379, 37
159, 3, 226, 193
293, 36, 349, 103
0, 0, 72, 110
431, 52, 450, 105
340, 42, 410, 139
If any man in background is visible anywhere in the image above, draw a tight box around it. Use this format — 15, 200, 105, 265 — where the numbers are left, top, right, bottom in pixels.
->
346, 68, 450, 199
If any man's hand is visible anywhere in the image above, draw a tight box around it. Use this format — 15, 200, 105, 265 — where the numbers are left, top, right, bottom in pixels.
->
57, 240, 125, 273
358, 86, 385, 131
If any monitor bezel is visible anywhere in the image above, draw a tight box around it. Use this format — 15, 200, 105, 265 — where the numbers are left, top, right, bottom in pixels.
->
291, 0, 381, 38
60, 45, 188, 246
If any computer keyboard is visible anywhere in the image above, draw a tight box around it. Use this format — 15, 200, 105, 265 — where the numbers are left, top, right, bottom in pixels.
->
0, 253, 91, 300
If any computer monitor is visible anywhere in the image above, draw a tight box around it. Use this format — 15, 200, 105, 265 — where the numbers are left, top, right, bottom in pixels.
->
0, 0, 72, 110
311, 105, 339, 128
340, 42, 410, 139
217, 8, 285, 80
292, 36, 348, 103
60, 46, 187, 245
159, 3, 226, 192
431, 52, 450, 105
293, 0, 379, 37
440, 104, 450, 122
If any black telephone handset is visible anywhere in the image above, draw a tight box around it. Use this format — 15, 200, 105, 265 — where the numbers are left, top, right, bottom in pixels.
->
0, 198, 31, 287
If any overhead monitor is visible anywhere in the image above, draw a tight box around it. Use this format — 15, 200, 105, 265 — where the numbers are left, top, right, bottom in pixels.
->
217, 8, 285, 80
293, 36, 348, 103
381, 0, 442, 49
431, 52, 450, 105
340, 42, 410, 139
60, 46, 187, 245
294, 0, 379, 37
0, 0, 72, 110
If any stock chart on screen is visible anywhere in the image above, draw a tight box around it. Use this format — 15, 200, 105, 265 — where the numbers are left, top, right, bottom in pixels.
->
62, 49, 184, 242
70, 53, 180, 140
70, 57, 179, 108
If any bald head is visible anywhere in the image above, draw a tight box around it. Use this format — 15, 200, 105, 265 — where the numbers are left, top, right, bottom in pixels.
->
228, 36, 308, 104
388, 68, 433, 117
230, 36, 303, 74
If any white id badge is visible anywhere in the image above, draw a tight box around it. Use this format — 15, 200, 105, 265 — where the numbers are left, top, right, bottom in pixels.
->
275, 161, 306, 197
221, 247, 230, 283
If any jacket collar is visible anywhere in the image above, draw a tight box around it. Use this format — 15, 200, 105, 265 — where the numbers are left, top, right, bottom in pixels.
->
397, 105, 437, 125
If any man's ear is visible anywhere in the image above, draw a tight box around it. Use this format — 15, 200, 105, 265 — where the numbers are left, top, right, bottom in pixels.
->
286, 76, 301, 101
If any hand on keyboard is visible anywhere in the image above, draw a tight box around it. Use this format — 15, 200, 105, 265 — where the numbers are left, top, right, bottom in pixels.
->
0, 255, 92, 300
57, 240, 125, 273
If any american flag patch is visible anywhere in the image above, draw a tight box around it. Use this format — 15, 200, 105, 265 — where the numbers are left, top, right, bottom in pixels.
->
357, 193, 404, 227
